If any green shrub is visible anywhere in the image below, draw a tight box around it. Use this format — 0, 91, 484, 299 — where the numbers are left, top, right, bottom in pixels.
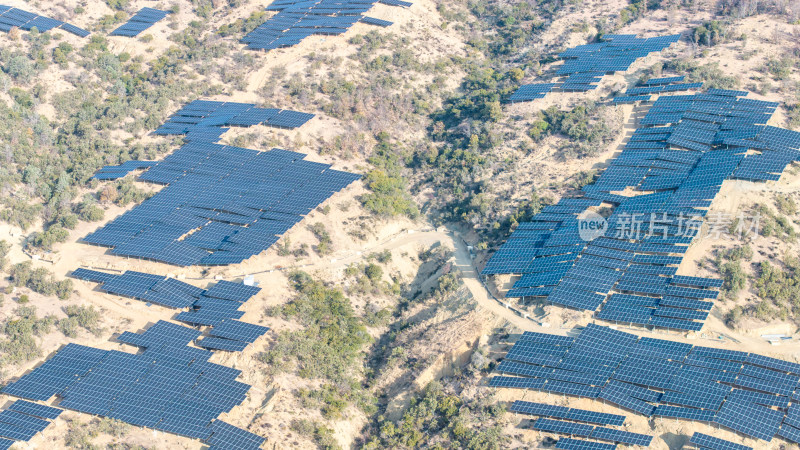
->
663, 59, 739, 89
30, 226, 70, 250
308, 223, 333, 255
104, 0, 129, 10
693, 21, 727, 46
0, 306, 56, 366
361, 132, 419, 219
259, 272, 371, 383
362, 382, 507, 450
9, 262, 73, 299
720, 260, 747, 298
59, 304, 101, 337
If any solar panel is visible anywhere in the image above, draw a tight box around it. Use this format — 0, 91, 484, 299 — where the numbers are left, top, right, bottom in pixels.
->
6, 401, 62, 420
589, 426, 651, 446
555, 437, 617, 450
206, 420, 266, 449
243, 0, 409, 51
196, 337, 250, 352
510, 401, 625, 426
690, 432, 753, 450
85, 140, 357, 266
3, 320, 261, 446
209, 320, 270, 343
532, 418, 595, 437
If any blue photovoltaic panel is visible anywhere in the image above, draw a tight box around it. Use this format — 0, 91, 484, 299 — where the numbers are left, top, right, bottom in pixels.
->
0, 410, 50, 433
555, 438, 617, 450
206, 420, 266, 449
84, 140, 359, 266
110, 7, 169, 37
491, 322, 800, 442
196, 337, 249, 352
243, 0, 409, 51
532, 418, 594, 437
510, 401, 625, 426
713, 394, 784, 440
0, 7, 87, 37
1, 321, 260, 446
652, 405, 715, 422
209, 320, 270, 343
690, 432, 752, 450
203, 280, 261, 302
589, 427, 652, 446
6, 401, 62, 420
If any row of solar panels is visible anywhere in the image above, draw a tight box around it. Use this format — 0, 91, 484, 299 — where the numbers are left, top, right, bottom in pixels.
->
490, 324, 800, 443
1, 321, 265, 449
508, 34, 681, 103
0, 5, 89, 36
84, 142, 361, 266
511, 402, 751, 449
485, 89, 800, 331
71, 269, 269, 352
243, 0, 409, 51
153, 100, 315, 144
110, 7, 170, 37
0, 400, 61, 448
91, 160, 157, 181
86, 99, 360, 266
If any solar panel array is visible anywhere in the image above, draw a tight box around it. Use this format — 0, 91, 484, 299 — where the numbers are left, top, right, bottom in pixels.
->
492, 324, 800, 444
82, 139, 360, 266
626, 82, 703, 95
241, 0, 411, 51
612, 95, 651, 104
613, 76, 700, 102
110, 7, 169, 37
508, 34, 680, 102
0, 400, 61, 447
555, 437, 617, 449
509, 83, 556, 102
484, 89, 800, 331
511, 401, 625, 426
558, 34, 681, 73
0, 5, 90, 36
643, 75, 685, 85
91, 160, 157, 181
71, 269, 269, 351
1, 322, 265, 449
154, 100, 315, 143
